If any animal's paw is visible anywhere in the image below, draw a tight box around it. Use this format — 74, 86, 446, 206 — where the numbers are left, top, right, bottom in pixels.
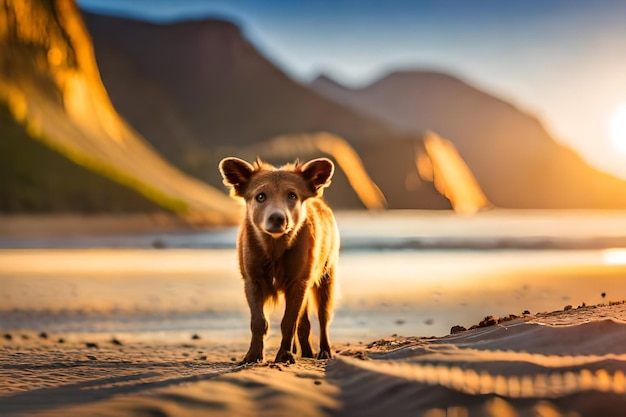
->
241, 350, 264, 365
274, 350, 296, 364
317, 349, 332, 360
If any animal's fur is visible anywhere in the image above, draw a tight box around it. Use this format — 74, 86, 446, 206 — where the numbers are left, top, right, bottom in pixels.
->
219, 157, 339, 363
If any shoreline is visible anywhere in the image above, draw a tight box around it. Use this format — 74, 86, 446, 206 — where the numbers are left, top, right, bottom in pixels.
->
4, 210, 626, 251
0, 213, 201, 238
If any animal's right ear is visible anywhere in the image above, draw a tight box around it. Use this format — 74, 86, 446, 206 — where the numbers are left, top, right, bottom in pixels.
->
219, 157, 254, 196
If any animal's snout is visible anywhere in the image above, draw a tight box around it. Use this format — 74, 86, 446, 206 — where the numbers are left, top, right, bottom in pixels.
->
265, 211, 287, 234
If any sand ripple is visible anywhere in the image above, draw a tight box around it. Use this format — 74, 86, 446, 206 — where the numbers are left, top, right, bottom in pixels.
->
328, 318, 626, 416
3, 307, 626, 416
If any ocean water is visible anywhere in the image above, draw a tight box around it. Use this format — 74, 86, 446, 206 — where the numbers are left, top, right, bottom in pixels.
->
1, 210, 626, 343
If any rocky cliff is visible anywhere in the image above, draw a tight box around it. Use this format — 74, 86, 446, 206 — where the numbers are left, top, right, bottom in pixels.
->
312, 71, 626, 209
0, 0, 241, 223
82, 12, 488, 211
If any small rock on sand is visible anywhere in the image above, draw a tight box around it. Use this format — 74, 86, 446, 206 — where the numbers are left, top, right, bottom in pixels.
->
450, 325, 467, 334
152, 239, 166, 249
498, 314, 519, 323
479, 316, 497, 327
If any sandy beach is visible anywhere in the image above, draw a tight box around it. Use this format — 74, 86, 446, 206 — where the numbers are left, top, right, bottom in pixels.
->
3, 211, 626, 416
2, 303, 626, 417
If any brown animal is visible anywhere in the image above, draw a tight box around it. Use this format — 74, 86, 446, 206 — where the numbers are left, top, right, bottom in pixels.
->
219, 157, 339, 364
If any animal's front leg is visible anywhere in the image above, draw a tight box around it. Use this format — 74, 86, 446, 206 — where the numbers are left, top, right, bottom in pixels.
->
275, 283, 308, 363
242, 279, 269, 364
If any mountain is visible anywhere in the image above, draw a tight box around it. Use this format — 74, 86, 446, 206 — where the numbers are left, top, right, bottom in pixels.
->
312, 71, 626, 209
0, 0, 241, 223
81, 13, 396, 152
81, 12, 480, 210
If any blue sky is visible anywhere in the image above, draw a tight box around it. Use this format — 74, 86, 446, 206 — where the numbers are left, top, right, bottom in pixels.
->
78, 0, 626, 179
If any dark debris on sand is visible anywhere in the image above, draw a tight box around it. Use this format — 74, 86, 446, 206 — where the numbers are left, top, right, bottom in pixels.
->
450, 325, 467, 334
450, 301, 626, 335
450, 312, 524, 334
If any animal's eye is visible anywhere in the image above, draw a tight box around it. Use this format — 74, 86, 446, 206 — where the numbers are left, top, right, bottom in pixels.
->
255, 193, 266, 203
287, 192, 297, 200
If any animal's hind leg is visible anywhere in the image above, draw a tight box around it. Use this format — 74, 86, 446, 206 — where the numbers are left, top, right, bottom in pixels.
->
313, 269, 334, 359
293, 300, 313, 358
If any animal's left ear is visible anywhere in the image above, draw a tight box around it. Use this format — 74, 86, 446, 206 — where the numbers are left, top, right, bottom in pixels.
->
301, 158, 334, 192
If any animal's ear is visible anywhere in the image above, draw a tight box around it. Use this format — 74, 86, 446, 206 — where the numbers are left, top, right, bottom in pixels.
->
219, 157, 254, 195
301, 158, 334, 193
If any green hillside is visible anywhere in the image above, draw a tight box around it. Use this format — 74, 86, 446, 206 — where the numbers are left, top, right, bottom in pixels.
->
0, 0, 242, 224
0, 103, 162, 213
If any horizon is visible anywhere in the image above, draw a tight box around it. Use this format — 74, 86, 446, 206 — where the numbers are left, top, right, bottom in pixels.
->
77, 0, 626, 181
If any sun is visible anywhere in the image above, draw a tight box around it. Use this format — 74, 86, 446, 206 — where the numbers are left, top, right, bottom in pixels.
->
608, 103, 626, 154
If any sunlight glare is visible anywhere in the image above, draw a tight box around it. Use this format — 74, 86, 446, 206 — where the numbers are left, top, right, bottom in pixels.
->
608, 103, 626, 154
603, 249, 626, 265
